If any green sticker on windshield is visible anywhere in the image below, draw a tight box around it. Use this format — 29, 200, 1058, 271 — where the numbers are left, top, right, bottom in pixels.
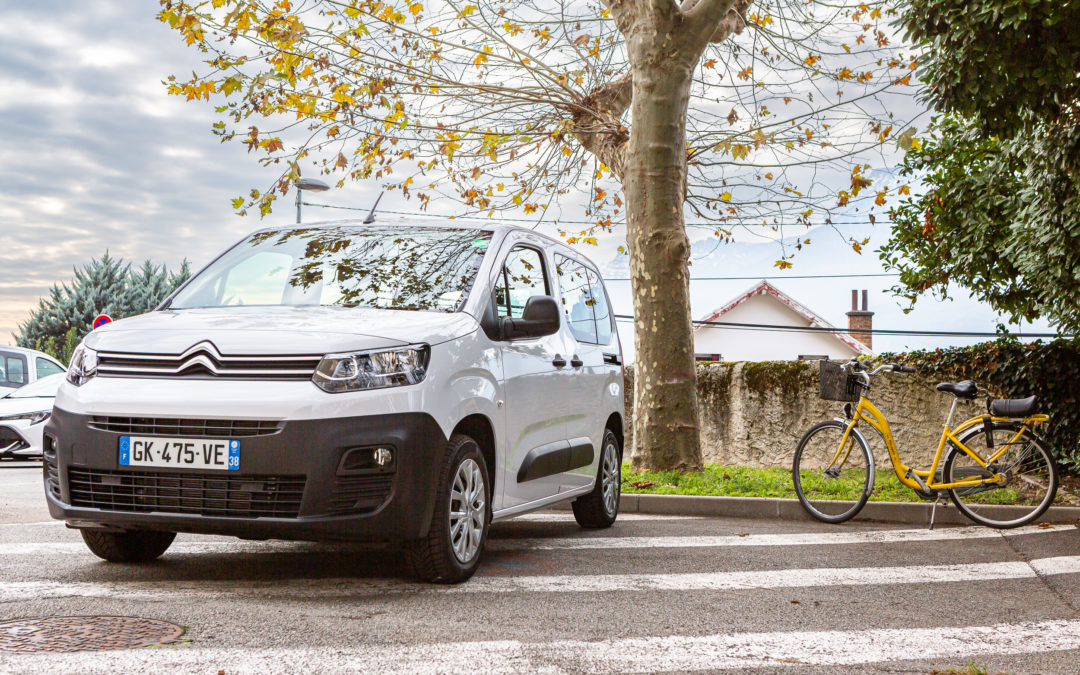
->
471, 239, 489, 248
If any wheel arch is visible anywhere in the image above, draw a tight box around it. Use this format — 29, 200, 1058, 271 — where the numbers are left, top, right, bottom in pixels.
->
604, 412, 624, 457
452, 413, 497, 485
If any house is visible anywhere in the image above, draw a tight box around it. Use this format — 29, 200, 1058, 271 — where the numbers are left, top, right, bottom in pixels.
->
693, 280, 873, 362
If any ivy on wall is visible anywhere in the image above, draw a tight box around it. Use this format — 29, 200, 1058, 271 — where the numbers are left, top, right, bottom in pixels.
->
883, 338, 1080, 474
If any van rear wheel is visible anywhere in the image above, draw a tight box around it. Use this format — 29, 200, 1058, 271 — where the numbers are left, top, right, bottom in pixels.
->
572, 429, 621, 529
406, 434, 490, 584
80, 529, 176, 563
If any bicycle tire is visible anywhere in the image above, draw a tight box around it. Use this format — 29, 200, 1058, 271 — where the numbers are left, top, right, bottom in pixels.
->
792, 420, 874, 524
944, 423, 1057, 529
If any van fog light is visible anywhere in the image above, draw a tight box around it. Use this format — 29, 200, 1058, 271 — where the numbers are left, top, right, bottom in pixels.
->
338, 446, 396, 475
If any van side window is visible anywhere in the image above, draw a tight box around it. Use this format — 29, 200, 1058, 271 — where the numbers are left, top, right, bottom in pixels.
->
586, 267, 613, 345
494, 247, 548, 319
555, 255, 598, 344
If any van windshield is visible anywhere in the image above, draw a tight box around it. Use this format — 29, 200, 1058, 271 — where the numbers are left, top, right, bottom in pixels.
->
169, 225, 492, 312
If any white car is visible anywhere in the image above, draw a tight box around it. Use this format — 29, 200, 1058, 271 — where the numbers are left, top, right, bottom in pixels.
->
0, 373, 64, 459
0, 346, 66, 394
46, 221, 624, 582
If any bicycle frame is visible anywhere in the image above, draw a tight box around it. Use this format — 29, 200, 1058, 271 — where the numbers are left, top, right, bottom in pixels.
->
829, 397, 1049, 492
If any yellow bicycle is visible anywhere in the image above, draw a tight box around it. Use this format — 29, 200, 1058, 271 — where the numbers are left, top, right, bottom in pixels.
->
793, 359, 1058, 528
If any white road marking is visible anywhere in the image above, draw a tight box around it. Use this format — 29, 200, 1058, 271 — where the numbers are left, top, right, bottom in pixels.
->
2, 619, 1079, 673
2, 555, 1077, 602
504, 512, 701, 522
488, 522, 1076, 551
0, 523, 1071, 557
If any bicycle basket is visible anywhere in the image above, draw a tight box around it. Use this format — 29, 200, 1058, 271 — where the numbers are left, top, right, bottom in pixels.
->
819, 360, 861, 402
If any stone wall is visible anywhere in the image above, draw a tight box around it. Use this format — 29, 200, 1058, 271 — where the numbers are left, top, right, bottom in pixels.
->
624, 361, 987, 469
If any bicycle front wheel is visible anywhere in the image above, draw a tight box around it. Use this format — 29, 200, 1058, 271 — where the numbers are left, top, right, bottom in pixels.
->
944, 423, 1057, 529
793, 420, 873, 524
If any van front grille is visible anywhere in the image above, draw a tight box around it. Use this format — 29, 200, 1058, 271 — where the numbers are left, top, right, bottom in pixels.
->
88, 417, 282, 438
96, 342, 320, 381
327, 474, 394, 515
68, 468, 305, 518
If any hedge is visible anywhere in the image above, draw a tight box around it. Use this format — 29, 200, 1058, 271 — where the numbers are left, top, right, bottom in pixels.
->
884, 338, 1080, 474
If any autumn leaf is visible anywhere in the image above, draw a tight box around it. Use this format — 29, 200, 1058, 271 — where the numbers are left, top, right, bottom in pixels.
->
774, 260, 792, 269
703, 59, 717, 69
874, 190, 887, 206
720, 191, 732, 201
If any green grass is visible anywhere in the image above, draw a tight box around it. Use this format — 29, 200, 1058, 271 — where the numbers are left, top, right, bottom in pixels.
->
621, 463, 922, 502
621, 463, 1074, 506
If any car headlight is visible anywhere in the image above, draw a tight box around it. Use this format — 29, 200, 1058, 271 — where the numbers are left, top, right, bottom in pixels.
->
313, 345, 430, 393
67, 344, 98, 386
0, 410, 51, 425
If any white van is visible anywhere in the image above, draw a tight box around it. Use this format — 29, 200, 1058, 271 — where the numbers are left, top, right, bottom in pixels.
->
45, 221, 624, 582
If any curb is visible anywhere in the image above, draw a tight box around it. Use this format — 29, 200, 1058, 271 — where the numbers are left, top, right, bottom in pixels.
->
559, 493, 1080, 527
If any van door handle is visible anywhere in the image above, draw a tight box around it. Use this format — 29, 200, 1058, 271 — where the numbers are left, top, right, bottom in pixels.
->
570, 355, 584, 368
552, 354, 567, 368
603, 352, 621, 365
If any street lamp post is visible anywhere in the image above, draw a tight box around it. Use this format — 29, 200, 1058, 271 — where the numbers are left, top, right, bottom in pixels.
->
295, 177, 330, 224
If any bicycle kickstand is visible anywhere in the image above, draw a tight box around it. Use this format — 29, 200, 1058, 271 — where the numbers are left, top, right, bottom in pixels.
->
928, 494, 948, 531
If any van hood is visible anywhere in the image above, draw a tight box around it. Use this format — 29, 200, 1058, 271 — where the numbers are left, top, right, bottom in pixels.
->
83, 306, 479, 356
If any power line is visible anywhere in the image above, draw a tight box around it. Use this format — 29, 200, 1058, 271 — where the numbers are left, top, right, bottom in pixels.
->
604, 273, 899, 281
612, 314, 1071, 339
301, 201, 887, 228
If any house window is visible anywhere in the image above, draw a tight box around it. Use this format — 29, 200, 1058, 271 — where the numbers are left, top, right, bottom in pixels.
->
695, 353, 722, 362
798, 354, 828, 361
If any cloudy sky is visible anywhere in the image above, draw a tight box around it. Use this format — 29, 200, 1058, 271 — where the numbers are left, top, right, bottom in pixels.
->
0, 1, 1055, 359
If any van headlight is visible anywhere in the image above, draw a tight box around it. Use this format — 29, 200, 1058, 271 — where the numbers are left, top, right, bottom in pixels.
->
67, 344, 98, 386
313, 345, 430, 393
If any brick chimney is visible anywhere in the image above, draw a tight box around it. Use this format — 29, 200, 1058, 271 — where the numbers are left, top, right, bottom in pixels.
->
846, 289, 874, 351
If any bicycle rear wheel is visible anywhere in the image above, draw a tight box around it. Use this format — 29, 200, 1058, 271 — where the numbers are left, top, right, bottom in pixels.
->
792, 420, 873, 524
944, 423, 1057, 529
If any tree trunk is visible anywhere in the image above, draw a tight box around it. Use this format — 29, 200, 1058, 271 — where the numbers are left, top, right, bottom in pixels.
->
623, 30, 702, 471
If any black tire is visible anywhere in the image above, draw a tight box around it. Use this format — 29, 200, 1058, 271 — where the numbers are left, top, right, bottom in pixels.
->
945, 423, 1057, 529
572, 429, 621, 529
792, 420, 873, 524
406, 434, 490, 584
80, 529, 176, 563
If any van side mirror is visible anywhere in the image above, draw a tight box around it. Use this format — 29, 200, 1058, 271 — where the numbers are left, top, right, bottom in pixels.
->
500, 295, 560, 340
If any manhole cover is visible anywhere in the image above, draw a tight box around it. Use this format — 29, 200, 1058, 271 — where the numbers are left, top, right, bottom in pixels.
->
0, 616, 186, 653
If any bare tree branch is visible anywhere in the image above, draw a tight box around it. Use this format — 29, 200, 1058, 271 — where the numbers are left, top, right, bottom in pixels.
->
570, 73, 632, 177
680, 0, 751, 56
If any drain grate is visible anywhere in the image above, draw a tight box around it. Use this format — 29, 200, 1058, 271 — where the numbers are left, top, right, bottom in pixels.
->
0, 616, 186, 653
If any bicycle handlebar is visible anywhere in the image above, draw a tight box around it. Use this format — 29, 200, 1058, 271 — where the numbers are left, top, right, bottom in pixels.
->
841, 359, 917, 378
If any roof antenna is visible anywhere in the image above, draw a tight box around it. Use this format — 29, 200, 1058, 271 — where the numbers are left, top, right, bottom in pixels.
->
363, 192, 384, 224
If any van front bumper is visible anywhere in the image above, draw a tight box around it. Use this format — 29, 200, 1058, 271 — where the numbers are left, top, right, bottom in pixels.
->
43, 407, 447, 542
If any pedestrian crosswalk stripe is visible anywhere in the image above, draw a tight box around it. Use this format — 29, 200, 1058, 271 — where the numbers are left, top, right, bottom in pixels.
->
1, 555, 1077, 602
1, 619, 1078, 672
0, 523, 1070, 558
487, 522, 1075, 551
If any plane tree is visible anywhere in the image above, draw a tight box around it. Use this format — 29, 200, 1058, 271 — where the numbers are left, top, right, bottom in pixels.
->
159, 0, 917, 469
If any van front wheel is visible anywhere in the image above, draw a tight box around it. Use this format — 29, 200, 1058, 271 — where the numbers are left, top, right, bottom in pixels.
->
80, 528, 176, 563
407, 434, 490, 584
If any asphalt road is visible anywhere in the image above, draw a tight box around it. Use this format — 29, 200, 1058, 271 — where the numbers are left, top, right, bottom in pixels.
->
1, 461, 1079, 674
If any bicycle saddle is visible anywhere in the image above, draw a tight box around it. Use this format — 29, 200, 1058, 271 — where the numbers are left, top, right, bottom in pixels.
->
936, 380, 978, 399
990, 395, 1037, 418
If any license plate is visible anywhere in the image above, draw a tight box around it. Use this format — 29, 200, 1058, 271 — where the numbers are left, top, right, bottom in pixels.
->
119, 436, 240, 471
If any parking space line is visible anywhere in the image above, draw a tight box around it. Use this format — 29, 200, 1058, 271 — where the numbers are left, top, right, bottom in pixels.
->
2, 619, 1079, 672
